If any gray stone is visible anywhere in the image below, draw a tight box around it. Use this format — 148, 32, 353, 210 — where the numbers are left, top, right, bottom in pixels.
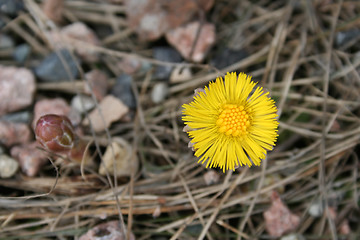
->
0, 154, 19, 178
13, 44, 31, 64
111, 74, 136, 109
1, 111, 31, 123
0, 34, 14, 49
153, 47, 182, 80
211, 48, 248, 69
0, 0, 25, 16
34, 49, 79, 82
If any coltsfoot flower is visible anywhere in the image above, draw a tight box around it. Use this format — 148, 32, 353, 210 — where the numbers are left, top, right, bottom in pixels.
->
182, 72, 279, 172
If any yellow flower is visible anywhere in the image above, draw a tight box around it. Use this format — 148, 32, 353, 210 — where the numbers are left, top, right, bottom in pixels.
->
182, 72, 279, 172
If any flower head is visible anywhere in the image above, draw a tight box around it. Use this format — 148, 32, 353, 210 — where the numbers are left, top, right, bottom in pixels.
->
182, 72, 278, 172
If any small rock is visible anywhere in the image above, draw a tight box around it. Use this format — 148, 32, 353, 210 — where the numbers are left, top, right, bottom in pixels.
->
210, 48, 248, 69
166, 21, 216, 62
42, 0, 63, 24
71, 95, 96, 114
153, 46, 182, 80
13, 44, 31, 64
280, 234, 305, 240
0, 34, 14, 49
151, 82, 169, 104
0, 65, 35, 116
170, 67, 192, 83
117, 57, 142, 75
34, 49, 79, 82
125, 0, 214, 41
84, 69, 108, 100
263, 191, 300, 237
83, 95, 129, 132
0, 154, 19, 178
152, 205, 161, 218
336, 29, 360, 46
0, 0, 25, 16
1, 111, 31, 123
308, 201, 323, 217
11, 142, 48, 177
79, 221, 135, 240
99, 138, 138, 178
59, 22, 100, 62
32, 98, 73, 129
203, 170, 220, 185
0, 121, 31, 147
111, 74, 136, 109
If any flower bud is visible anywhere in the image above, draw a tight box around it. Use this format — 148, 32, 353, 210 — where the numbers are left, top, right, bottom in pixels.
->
35, 114, 75, 153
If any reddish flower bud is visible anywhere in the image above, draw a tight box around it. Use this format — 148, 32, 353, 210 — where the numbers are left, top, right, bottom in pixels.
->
35, 114, 75, 153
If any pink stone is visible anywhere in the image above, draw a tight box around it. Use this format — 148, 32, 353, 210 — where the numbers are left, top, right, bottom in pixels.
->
50, 22, 100, 62
166, 21, 216, 62
125, 0, 214, 41
0, 65, 35, 116
79, 221, 135, 240
117, 57, 142, 75
263, 191, 300, 237
32, 98, 73, 129
83, 95, 128, 132
42, 0, 63, 24
11, 142, 48, 177
0, 121, 31, 147
84, 70, 108, 100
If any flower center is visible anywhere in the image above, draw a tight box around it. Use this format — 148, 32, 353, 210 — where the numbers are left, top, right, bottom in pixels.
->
216, 104, 251, 137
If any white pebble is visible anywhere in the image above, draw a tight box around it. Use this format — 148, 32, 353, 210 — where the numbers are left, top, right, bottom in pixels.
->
151, 82, 169, 104
0, 154, 19, 178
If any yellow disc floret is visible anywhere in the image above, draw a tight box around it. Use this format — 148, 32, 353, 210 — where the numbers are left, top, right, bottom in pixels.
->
216, 104, 251, 137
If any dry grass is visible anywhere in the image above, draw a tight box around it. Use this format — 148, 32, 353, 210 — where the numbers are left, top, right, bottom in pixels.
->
1, 0, 360, 239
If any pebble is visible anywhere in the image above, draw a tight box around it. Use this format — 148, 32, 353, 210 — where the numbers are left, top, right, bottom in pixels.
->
203, 170, 220, 185
166, 21, 216, 62
0, 111, 31, 123
125, 0, 214, 40
84, 69, 108, 100
336, 29, 360, 46
71, 95, 96, 114
0, 65, 35, 116
117, 57, 142, 75
0, 0, 25, 16
263, 191, 300, 237
79, 220, 135, 240
170, 66, 192, 83
32, 98, 73, 129
10, 142, 48, 177
98, 138, 138, 177
280, 234, 305, 240
34, 49, 79, 82
308, 201, 323, 217
13, 43, 31, 64
153, 47, 182, 80
0, 34, 14, 49
210, 48, 248, 69
59, 22, 100, 62
83, 95, 129, 132
151, 82, 169, 104
0, 154, 19, 178
111, 74, 136, 109
42, 0, 63, 24
0, 121, 31, 147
